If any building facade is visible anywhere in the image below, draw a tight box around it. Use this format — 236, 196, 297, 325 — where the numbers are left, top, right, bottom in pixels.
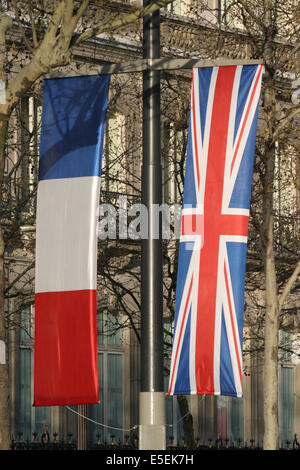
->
2, 0, 299, 449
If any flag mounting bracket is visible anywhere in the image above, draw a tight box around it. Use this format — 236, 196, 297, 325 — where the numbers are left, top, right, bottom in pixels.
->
45, 58, 263, 79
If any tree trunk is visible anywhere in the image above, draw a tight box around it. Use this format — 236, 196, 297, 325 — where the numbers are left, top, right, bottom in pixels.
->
261, 11, 279, 444
0, 231, 10, 451
262, 213, 279, 450
260, 0, 280, 450
0, 117, 10, 450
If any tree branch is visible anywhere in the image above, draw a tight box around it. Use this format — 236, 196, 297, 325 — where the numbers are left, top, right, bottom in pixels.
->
28, 1, 39, 49
234, 0, 267, 32
12, 0, 34, 53
273, 106, 300, 142
0, 13, 13, 80
4, 261, 34, 295
74, 0, 175, 46
71, 0, 90, 28
278, 258, 300, 312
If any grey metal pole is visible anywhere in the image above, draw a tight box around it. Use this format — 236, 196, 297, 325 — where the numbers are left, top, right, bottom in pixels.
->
139, 0, 166, 450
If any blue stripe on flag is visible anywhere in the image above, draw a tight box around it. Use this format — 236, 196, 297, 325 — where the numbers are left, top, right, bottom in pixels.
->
38, 75, 110, 181
220, 242, 248, 397
226, 242, 247, 343
182, 118, 197, 207
197, 67, 213, 146
233, 66, 257, 142
220, 308, 237, 397
174, 306, 191, 394
173, 241, 194, 332
229, 100, 259, 209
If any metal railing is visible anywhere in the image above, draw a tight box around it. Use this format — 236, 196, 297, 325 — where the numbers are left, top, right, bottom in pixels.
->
11, 432, 300, 451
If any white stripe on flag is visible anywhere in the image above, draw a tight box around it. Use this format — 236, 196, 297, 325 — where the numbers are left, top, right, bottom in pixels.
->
35, 176, 100, 293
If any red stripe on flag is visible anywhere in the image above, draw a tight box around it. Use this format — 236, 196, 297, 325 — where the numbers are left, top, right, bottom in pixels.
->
34, 289, 99, 406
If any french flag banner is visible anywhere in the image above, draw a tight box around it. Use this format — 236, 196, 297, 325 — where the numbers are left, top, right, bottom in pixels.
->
34, 75, 110, 406
168, 65, 263, 397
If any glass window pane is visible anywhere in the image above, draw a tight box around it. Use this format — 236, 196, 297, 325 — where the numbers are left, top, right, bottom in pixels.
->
216, 395, 228, 441
164, 375, 174, 444
230, 396, 244, 444
88, 353, 104, 443
97, 312, 104, 345
103, 115, 126, 196
176, 396, 187, 445
20, 307, 33, 342
98, 312, 123, 346
281, 367, 295, 446
106, 313, 123, 346
107, 354, 123, 444
18, 348, 32, 440
34, 407, 51, 435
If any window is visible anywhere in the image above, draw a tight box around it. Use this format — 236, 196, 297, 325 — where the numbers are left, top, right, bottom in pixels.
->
216, 0, 245, 30
218, 0, 227, 24
216, 395, 228, 440
97, 311, 123, 347
101, 114, 127, 200
163, 317, 187, 445
3, 96, 41, 222
19, 96, 41, 215
229, 396, 244, 443
16, 306, 52, 440
279, 331, 296, 446
166, 0, 182, 15
163, 122, 186, 205
279, 330, 294, 362
87, 312, 124, 445
164, 376, 186, 445
15, 307, 125, 446
280, 366, 295, 447
274, 144, 298, 252
163, 317, 183, 445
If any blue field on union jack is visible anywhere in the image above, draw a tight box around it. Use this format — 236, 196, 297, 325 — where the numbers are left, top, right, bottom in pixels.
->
168, 65, 263, 397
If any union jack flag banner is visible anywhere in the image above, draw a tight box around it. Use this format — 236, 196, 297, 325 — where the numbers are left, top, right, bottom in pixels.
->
168, 65, 263, 397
